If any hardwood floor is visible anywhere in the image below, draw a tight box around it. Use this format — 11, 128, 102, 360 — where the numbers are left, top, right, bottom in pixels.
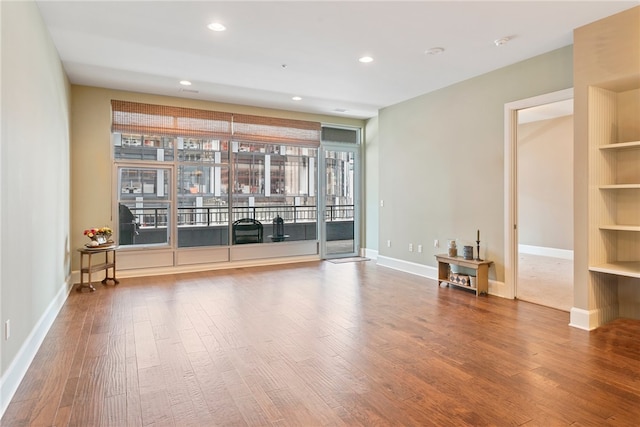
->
2, 260, 639, 426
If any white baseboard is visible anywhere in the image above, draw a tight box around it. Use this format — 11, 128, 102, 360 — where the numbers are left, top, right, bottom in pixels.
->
377, 255, 438, 280
0, 278, 72, 417
70, 254, 321, 282
488, 279, 511, 298
569, 305, 621, 331
69, 248, 379, 284
518, 244, 573, 260
376, 255, 509, 298
80, 249, 378, 283
569, 307, 593, 330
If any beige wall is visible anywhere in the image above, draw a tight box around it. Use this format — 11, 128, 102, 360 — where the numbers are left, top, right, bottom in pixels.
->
1, 0, 71, 410
70, 86, 365, 270
377, 46, 573, 284
517, 115, 574, 250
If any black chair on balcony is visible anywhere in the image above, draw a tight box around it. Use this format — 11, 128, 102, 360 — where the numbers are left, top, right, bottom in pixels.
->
232, 218, 263, 244
118, 203, 139, 245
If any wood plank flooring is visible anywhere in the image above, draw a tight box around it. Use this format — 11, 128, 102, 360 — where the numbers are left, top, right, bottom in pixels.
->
2, 260, 639, 426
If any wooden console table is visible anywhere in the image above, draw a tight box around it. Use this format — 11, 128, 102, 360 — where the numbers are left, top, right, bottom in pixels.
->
77, 245, 119, 292
435, 254, 493, 296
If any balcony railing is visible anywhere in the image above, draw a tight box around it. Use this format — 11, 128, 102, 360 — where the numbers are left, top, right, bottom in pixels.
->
127, 204, 354, 228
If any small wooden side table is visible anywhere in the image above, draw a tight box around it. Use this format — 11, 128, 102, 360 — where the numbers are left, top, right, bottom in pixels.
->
435, 254, 493, 296
77, 245, 119, 292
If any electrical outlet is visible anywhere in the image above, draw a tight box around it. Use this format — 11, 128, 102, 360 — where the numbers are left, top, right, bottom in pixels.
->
409, 243, 413, 252
434, 239, 439, 248
5, 320, 10, 340
380, 200, 384, 207
387, 240, 391, 247
418, 244, 423, 253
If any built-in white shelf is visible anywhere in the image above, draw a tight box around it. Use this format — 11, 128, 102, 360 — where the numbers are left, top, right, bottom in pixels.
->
589, 262, 640, 279
599, 140, 640, 150
599, 225, 640, 232
589, 86, 640, 289
599, 184, 640, 190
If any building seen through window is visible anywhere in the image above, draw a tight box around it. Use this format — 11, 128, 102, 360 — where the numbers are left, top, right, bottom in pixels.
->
114, 134, 327, 248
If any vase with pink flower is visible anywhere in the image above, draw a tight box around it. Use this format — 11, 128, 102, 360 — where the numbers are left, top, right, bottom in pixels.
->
84, 227, 113, 246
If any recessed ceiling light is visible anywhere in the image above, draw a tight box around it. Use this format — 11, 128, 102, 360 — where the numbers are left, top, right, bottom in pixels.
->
179, 80, 192, 86
425, 47, 445, 55
292, 96, 302, 101
494, 37, 511, 46
358, 56, 374, 63
207, 22, 226, 32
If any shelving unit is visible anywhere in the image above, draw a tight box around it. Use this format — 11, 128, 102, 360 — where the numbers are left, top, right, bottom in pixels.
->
588, 85, 640, 280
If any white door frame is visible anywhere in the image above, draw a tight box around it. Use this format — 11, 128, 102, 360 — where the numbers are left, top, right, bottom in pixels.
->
319, 142, 361, 259
504, 88, 573, 299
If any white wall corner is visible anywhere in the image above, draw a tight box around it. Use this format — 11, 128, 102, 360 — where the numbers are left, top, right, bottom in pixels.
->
0, 278, 72, 417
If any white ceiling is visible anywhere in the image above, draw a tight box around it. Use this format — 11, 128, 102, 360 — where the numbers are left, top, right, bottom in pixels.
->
35, 1, 637, 119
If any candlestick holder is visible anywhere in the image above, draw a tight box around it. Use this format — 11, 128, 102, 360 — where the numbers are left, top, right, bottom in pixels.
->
476, 240, 482, 261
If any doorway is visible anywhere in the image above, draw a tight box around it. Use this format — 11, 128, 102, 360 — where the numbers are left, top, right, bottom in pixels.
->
504, 89, 574, 310
320, 144, 360, 259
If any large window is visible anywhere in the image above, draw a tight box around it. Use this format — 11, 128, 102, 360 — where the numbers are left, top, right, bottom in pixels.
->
231, 142, 318, 241
111, 101, 321, 248
176, 137, 230, 247
117, 166, 171, 246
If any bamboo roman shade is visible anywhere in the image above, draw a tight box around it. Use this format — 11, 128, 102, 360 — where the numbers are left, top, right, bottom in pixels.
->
111, 100, 232, 138
232, 114, 321, 146
111, 100, 321, 146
